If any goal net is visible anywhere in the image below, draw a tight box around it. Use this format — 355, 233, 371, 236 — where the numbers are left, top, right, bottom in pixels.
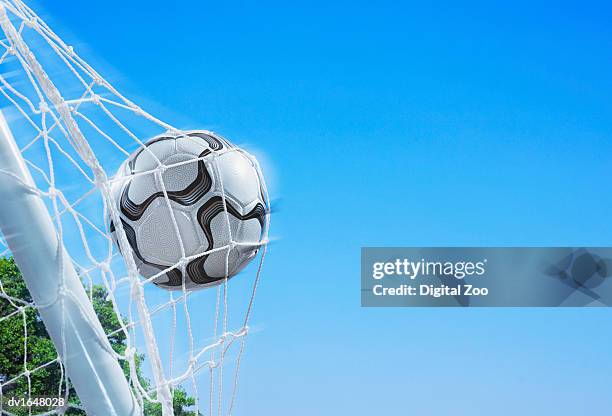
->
0, 1, 269, 415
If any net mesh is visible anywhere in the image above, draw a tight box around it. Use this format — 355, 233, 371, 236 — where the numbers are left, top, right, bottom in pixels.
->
0, 1, 269, 414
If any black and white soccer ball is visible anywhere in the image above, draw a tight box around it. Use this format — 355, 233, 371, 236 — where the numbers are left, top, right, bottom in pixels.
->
109, 130, 269, 290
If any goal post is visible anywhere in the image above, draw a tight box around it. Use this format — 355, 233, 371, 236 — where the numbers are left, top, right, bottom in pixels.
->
0, 111, 141, 415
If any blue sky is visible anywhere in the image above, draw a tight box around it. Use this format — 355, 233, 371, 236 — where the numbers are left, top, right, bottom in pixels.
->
31, 0, 612, 414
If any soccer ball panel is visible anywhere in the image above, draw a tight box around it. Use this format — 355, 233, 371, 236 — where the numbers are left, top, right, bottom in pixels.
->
126, 173, 157, 206
209, 210, 240, 248
237, 217, 263, 246
137, 200, 201, 265
215, 151, 261, 206
161, 154, 200, 193
132, 138, 175, 172
175, 135, 211, 156
204, 248, 240, 280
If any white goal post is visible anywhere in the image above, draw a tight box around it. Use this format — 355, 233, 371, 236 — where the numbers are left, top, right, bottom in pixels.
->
0, 110, 140, 415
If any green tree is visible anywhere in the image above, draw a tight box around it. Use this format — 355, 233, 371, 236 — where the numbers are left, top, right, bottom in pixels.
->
0, 257, 199, 415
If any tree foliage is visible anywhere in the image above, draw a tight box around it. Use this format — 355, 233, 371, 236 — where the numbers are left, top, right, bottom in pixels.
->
0, 257, 198, 415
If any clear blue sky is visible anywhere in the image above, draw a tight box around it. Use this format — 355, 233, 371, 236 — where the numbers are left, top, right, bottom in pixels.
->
34, 0, 612, 414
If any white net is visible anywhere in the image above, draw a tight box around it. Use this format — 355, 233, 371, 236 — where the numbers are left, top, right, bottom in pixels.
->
0, 1, 269, 415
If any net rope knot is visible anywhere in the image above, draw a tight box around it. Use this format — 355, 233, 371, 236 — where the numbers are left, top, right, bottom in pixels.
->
57, 285, 68, 298
38, 101, 49, 113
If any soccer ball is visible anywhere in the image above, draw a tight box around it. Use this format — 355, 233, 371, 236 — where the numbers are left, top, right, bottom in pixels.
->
109, 130, 268, 290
